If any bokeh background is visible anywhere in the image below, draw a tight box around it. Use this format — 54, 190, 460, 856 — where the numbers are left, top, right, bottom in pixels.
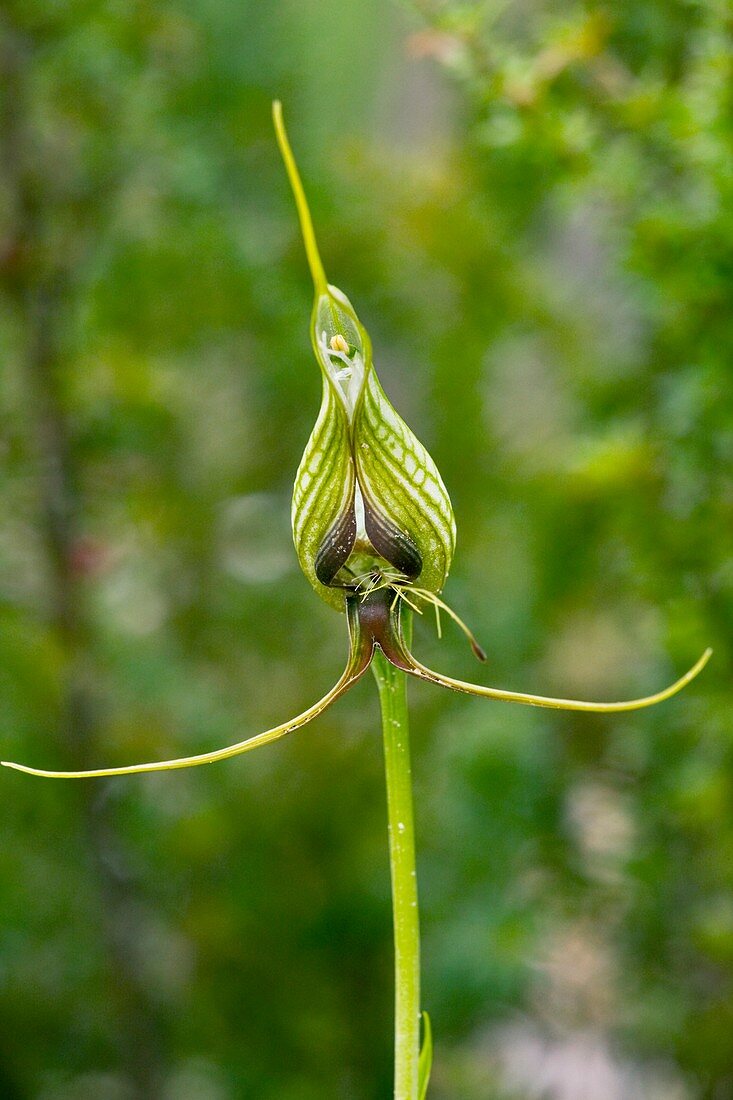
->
1, 1, 731, 1097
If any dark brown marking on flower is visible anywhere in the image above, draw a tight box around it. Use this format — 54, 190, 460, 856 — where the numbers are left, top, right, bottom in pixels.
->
315, 505, 357, 586
349, 588, 413, 672
363, 501, 422, 580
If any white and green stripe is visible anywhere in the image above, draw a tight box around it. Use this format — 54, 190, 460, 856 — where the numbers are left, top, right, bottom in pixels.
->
355, 370, 455, 596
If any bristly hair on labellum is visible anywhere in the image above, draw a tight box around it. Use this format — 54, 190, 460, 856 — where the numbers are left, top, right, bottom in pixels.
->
1, 103, 711, 781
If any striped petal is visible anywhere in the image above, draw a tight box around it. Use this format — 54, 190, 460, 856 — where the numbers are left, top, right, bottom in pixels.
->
355, 369, 455, 596
292, 372, 356, 611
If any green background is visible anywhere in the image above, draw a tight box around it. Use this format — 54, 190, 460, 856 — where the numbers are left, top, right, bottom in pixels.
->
1, 1, 731, 1097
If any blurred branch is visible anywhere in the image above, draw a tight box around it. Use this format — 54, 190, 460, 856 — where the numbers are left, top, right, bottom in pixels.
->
404, 0, 497, 87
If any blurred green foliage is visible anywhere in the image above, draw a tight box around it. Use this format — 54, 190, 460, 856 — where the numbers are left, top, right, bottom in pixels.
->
0, 1, 731, 1097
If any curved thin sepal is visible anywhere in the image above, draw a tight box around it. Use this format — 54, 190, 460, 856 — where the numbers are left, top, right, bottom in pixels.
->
2, 604, 373, 780
273, 101, 327, 295
1, 667, 356, 779
399, 639, 712, 713
419, 1011, 433, 1100
355, 370, 456, 595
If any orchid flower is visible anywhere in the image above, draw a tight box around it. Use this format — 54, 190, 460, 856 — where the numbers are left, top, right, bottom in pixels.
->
2, 103, 710, 783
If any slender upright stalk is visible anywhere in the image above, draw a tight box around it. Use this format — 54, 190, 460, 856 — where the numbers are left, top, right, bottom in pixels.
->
372, 645, 421, 1100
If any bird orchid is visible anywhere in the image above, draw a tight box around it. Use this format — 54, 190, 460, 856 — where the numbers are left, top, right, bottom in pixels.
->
3, 102, 711, 1100
1, 104, 710, 780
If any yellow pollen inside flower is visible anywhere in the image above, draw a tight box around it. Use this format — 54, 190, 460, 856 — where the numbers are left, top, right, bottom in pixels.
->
330, 334, 349, 354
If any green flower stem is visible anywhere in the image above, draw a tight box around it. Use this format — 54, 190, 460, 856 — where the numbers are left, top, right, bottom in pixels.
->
373, 640, 421, 1100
